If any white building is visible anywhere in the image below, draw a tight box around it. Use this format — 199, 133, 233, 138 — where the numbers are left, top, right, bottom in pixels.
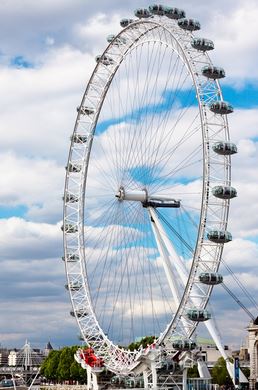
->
8, 350, 17, 366
197, 337, 232, 368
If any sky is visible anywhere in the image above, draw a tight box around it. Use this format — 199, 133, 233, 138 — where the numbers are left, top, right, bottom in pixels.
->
1, 0, 258, 352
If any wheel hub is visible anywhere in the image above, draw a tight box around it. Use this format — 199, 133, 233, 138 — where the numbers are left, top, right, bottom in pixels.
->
115, 186, 181, 208
115, 186, 147, 202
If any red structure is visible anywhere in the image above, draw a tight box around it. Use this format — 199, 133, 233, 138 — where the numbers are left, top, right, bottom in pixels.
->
81, 348, 104, 368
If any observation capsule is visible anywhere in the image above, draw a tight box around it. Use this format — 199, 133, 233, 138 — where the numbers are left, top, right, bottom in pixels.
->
111, 377, 120, 385
63, 192, 79, 203
191, 38, 214, 51
71, 134, 88, 143
107, 34, 115, 43
77, 106, 94, 115
149, 4, 165, 16
164, 7, 185, 20
134, 8, 150, 18
120, 18, 134, 28
70, 309, 88, 318
95, 55, 114, 66
178, 18, 201, 31
66, 163, 82, 173
61, 223, 78, 233
210, 101, 234, 115
172, 339, 197, 351
199, 272, 223, 285
202, 66, 225, 80
187, 309, 211, 322
65, 281, 82, 291
212, 186, 237, 200
207, 230, 232, 243
212, 141, 238, 155
62, 254, 80, 262
158, 361, 175, 373
106, 34, 126, 45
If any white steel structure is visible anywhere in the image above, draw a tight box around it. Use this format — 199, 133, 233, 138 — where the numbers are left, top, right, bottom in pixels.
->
63, 4, 238, 382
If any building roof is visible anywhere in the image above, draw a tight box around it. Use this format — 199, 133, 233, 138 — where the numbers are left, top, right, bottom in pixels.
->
45, 341, 53, 350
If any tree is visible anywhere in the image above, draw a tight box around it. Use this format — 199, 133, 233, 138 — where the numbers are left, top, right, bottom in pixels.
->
70, 360, 88, 383
188, 365, 199, 378
41, 350, 61, 382
40, 346, 87, 384
56, 347, 75, 382
211, 357, 232, 385
128, 336, 156, 351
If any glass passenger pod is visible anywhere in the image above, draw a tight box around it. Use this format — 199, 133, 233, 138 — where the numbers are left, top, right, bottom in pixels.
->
207, 230, 232, 243
210, 101, 234, 115
191, 38, 214, 51
71, 134, 88, 143
61, 223, 78, 233
62, 254, 80, 262
106, 34, 127, 45
212, 186, 237, 200
199, 272, 223, 285
158, 361, 175, 373
70, 309, 88, 318
187, 309, 211, 322
77, 106, 95, 115
149, 4, 165, 16
65, 281, 82, 291
172, 339, 197, 351
66, 163, 82, 173
107, 34, 115, 43
120, 18, 134, 28
212, 141, 238, 155
164, 7, 185, 20
63, 192, 79, 203
202, 66, 225, 80
134, 8, 150, 18
178, 18, 201, 31
95, 55, 114, 66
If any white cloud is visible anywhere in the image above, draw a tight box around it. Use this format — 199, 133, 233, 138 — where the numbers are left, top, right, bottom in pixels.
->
45, 36, 55, 46
0, 218, 62, 259
208, 0, 258, 82
223, 238, 258, 269
0, 152, 64, 222
74, 13, 121, 52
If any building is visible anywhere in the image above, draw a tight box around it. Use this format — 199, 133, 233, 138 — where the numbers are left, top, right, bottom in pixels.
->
0, 348, 8, 366
197, 337, 232, 368
8, 350, 17, 366
248, 318, 258, 390
44, 341, 53, 356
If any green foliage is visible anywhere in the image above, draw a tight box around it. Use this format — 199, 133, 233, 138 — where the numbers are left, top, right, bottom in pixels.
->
127, 336, 156, 351
57, 347, 75, 381
40, 346, 87, 383
41, 350, 61, 381
211, 357, 232, 385
241, 366, 250, 380
187, 365, 199, 378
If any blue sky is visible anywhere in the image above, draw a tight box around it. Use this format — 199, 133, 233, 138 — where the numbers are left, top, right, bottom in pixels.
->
0, 0, 258, 351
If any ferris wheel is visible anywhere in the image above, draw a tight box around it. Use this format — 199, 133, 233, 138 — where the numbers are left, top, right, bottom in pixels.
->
62, 4, 237, 378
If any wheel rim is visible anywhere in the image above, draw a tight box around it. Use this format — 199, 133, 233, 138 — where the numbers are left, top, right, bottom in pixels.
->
63, 18, 231, 374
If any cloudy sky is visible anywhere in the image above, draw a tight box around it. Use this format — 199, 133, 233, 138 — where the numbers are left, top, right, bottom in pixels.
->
1, 0, 258, 352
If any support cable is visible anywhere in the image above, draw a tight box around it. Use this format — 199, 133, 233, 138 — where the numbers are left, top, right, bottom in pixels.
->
156, 209, 194, 254
221, 283, 255, 320
156, 209, 257, 320
221, 258, 258, 312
